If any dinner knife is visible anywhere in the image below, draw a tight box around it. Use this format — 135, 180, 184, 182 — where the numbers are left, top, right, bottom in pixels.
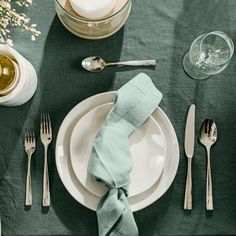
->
184, 104, 195, 210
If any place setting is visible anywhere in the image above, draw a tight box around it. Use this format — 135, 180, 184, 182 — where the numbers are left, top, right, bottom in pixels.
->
55, 74, 180, 213
54, 72, 179, 234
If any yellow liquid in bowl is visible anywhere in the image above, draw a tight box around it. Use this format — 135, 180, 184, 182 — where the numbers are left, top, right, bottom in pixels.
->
0, 54, 16, 95
0, 55, 15, 90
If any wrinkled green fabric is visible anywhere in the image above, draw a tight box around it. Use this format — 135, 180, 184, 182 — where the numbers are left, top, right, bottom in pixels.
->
0, 0, 236, 235
88, 73, 162, 236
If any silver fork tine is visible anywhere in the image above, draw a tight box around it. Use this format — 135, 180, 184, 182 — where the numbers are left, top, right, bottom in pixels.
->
40, 114, 43, 133
29, 129, 32, 143
24, 129, 28, 144
47, 113, 51, 134
26, 128, 30, 143
41, 113, 44, 134
43, 113, 46, 134
45, 113, 48, 134
27, 129, 30, 142
32, 129, 35, 142
30, 128, 35, 143
44, 113, 48, 134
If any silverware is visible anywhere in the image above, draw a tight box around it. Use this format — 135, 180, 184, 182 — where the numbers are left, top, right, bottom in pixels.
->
82, 56, 157, 72
40, 113, 52, 207
184, 104, 195, 210
24, 128, 36, 206
199, 119, 217, 210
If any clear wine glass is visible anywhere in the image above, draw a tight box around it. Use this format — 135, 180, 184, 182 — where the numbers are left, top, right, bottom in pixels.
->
183, 31, 234, 80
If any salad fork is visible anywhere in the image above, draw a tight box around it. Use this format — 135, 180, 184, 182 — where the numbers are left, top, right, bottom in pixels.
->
24, 128, 36, 206
40, 113, 52, 207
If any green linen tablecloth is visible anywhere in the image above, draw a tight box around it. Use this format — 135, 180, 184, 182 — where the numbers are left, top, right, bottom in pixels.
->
0, 0, 236, 235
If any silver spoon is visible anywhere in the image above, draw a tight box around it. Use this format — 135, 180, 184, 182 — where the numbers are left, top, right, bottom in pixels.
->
199, 119, 218, 210
82, 56, 157, 72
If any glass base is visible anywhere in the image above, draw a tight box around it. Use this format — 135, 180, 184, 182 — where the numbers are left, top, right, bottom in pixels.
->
183, 52, 210, 80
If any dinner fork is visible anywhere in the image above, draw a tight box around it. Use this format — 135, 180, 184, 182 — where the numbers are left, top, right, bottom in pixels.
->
40, 113, 52, 207
24, 128, 36, 206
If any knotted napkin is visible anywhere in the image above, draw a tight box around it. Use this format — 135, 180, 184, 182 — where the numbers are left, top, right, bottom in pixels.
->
88, 73, 163, 236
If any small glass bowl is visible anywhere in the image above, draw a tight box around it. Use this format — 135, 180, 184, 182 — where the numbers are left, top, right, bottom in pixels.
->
55, 0, 132, 39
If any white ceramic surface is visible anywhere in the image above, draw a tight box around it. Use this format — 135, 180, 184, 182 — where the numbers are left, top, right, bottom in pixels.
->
0, 44, 37, 106
70, 103, 166, 197
69, 0, 116, 19
55, 92, 179, 212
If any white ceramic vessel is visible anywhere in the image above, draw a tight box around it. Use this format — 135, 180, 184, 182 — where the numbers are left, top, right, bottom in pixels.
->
69, 0, 116, 19
0, 44, 37, 106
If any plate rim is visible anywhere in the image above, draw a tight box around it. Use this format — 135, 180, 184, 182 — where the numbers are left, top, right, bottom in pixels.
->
55, 91, 179, 212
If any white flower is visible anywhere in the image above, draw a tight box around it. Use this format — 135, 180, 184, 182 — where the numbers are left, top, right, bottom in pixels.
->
6, 38, 13, 46
0, 0, 40, 46
0, 18, 9, 28
1, 1, 11, 9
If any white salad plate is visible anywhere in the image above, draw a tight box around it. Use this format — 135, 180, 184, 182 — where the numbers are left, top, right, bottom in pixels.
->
70, 102, 166, 197
55, 92, 179, 212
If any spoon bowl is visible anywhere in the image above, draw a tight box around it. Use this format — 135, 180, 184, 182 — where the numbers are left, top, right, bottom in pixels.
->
199, 119, 218, 148
82, 56, 106, 72
199, 118, 218, 211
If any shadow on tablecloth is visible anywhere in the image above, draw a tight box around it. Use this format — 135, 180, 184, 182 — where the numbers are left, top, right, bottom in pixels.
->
136, 0, 236, 236
163, 0, 236, 236
35, 14, 124, 235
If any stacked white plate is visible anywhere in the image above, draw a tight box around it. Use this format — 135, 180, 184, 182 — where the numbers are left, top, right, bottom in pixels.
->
55, 92, 179, 212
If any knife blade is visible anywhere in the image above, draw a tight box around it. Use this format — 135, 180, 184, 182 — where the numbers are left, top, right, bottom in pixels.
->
184, 104, 195, 158
184, 104, 195, 210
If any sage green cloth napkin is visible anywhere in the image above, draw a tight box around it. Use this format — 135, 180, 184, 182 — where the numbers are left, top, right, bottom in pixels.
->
88, 73, 163, 236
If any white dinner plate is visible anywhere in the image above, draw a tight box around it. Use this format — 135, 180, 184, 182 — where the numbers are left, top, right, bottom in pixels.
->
55, 92, 179, 212
70, 102, 166, 197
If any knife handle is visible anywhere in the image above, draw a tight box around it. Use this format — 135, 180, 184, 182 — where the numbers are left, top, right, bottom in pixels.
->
184, 158, 192, 210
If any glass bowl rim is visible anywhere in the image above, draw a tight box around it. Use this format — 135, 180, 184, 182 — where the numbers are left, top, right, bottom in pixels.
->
200, 31, 234, 64
189, 31, 234, 66
55, 0, 131, 22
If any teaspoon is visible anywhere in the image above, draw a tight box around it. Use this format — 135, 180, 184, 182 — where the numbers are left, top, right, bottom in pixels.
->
199, 119, 218, 210
82, 56, 157, 72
